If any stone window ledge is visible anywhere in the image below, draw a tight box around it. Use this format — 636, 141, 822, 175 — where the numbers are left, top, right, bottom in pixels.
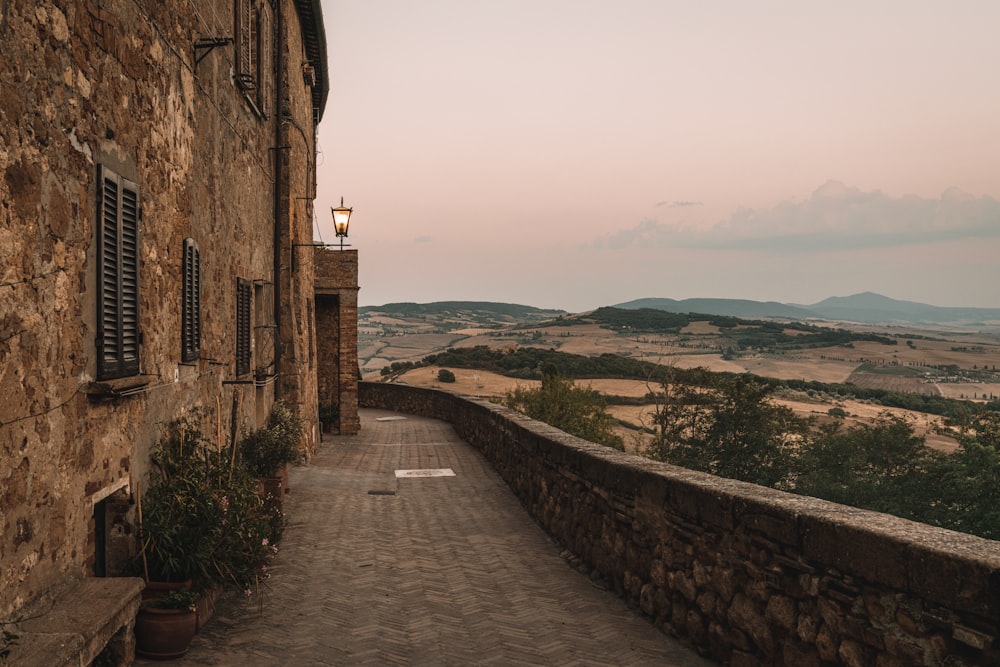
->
86, 374, 158, 400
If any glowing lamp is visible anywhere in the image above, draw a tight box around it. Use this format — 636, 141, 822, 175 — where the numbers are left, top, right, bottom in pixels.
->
331, 197, 353, 249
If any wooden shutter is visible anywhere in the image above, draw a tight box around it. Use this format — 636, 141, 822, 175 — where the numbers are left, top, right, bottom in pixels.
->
236, 278, 252, 376
120, 184, 139, 375
97, 167, 121, 378
235, 0, 255, 91
258, 1, 272, 117
96, 165, 140, 380
182, 238, 201, 362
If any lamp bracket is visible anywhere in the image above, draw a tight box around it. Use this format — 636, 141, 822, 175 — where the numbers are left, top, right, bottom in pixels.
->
194, 37, 234, 67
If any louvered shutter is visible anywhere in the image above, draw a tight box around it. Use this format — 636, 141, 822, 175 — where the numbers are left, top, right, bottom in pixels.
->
258, 2, 272, 117
236, 278, 252, 376
182, 238, 201, 362
96, 165, 140, 380
120, 184, 140, 375
236, 0, 255, 91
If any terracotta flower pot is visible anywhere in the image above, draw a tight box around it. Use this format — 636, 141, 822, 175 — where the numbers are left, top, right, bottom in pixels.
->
135, 606, 198, 659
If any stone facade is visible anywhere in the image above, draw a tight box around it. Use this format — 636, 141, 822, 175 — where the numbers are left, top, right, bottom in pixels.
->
361, 383, 1000, 666
0, 0, 354, 648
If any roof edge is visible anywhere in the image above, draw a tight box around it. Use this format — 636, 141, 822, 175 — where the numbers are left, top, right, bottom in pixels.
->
293, 0, 330, 121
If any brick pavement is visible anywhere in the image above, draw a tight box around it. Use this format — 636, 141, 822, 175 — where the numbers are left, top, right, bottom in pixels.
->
153, 409, 714, 666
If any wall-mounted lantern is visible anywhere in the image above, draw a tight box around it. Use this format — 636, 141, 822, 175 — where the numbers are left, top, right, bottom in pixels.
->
291, 197, 354, 269
332, 197, 353, 250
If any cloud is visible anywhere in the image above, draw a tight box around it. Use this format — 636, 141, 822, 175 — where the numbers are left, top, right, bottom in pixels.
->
597, 218, 669, 249
655, 200, 702, 208
601, 181, 1000, 252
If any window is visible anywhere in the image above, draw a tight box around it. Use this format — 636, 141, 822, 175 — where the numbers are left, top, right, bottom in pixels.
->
253, 280, 275, 377
96, 165, 140, 380
181, 238, 201, 362
236, 278, 252, 376
236, 0, 271, 117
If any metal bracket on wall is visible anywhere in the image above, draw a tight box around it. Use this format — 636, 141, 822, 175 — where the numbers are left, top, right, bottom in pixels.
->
194, 37, 234, 68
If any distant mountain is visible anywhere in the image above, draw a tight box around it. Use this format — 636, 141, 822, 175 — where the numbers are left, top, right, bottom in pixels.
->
360, 301, 565, 320
615, 293, 1000, 325
803, 292, 1000, 324
614, 297, 818, 320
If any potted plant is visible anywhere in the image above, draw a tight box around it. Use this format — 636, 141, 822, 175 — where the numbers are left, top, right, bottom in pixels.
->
136, 416, 283, 598
134, 590, 199, 659
239, 401, 305, 508
136, 419, 216, 589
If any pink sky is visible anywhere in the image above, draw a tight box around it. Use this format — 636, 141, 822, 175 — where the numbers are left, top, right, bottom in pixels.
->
315, 1, 1000, 311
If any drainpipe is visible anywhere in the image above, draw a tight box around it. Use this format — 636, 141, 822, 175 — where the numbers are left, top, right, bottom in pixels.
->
272, 1, 284, 399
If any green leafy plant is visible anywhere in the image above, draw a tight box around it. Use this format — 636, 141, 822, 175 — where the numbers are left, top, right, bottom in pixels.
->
437, 369, 456, 383
647, 373, 806, 489
504, 365, 624, 450
239, 401, 305, 478
137, 417, 281, 594
319, 403, 339, 428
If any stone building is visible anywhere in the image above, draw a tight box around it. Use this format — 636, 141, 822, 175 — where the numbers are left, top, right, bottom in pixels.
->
0, 0, 358, 652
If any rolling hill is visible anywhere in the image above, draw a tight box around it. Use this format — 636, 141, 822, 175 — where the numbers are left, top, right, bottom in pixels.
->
615, 293, 1000, 325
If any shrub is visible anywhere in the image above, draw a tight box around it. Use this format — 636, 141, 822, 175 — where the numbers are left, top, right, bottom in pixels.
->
504, 366, 623, 450
239, 401, 305, 477
319, 403, 339, 428
437, 369, 456, 383
138, 417, 278, 593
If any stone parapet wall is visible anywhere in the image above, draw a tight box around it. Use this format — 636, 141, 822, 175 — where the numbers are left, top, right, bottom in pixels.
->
360, 382, 1000, 666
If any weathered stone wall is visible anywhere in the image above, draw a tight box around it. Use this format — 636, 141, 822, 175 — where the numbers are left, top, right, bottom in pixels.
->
0, 0, 324, 620
360, 382, 1000, 666
275, 0, 323, 454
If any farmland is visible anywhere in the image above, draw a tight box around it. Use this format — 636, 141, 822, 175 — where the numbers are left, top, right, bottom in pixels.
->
359, 302, 1000, 453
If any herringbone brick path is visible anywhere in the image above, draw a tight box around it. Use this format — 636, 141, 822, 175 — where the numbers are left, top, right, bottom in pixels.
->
157, 409, 713, 666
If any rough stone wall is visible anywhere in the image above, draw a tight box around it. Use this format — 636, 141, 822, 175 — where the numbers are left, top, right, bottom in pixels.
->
360, 383, 1000, 666
275, 0, 321, 454
0, 0, 323, 619
315, 248, 359, 434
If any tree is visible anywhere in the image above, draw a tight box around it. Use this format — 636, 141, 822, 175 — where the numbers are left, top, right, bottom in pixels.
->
932, 412, 1000, 539
648, 373, 805, 489
437, 368, 456, 383
504, 365, 624, 450
795, 413, 943, 519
